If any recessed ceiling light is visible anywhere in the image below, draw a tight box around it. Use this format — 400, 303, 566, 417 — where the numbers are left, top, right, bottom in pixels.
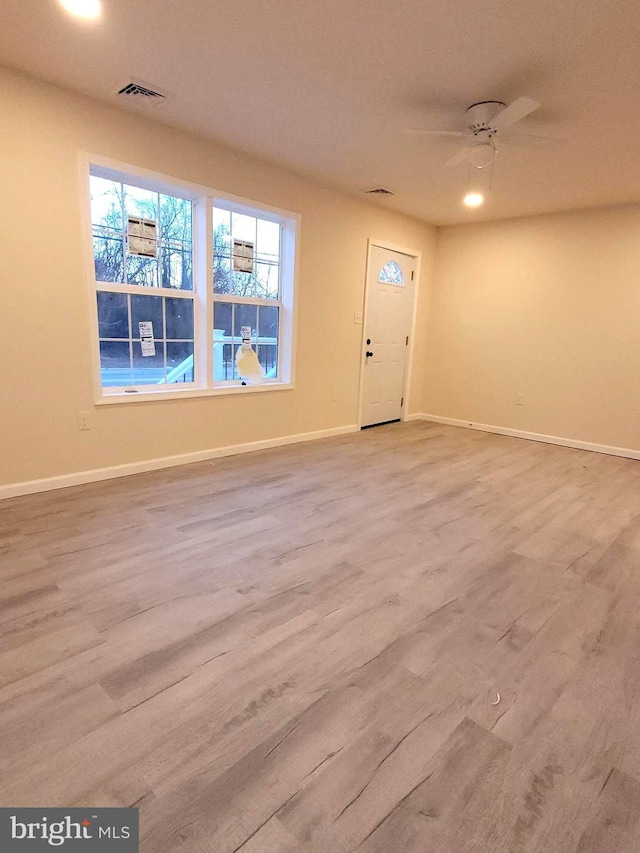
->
463, 192, 484, 208
59, 0, 102, 20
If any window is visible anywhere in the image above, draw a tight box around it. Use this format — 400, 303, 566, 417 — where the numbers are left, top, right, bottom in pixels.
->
86, 162, 297, 400
90, 174, 195, 389
378, 260, 404, 285
212, 206, 281, 381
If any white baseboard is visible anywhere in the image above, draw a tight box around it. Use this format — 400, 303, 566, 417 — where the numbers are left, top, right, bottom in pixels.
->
415, 413, 640, 461
1, 424, 359, 500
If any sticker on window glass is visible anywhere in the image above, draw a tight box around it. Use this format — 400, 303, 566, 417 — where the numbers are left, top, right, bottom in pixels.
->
241, 324, 252, 352
233, 240, 254, 273
378, 260, 404, 285
139, 321, 156, 357
128, 217, 157, 258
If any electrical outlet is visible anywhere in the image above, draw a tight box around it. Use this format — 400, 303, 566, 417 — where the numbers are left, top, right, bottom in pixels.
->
515, 393, 524, 407
78, 411, 91, 430
353, 311, 363, 325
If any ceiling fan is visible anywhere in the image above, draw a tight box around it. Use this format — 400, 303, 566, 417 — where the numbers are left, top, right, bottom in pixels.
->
405, 97, 542, 168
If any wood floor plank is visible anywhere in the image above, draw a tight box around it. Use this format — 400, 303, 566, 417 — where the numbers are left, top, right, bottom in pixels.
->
234, 817, 309, 853
359, 717, 512, 853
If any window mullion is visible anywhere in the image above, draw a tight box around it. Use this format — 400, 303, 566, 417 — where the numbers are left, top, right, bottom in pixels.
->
161, 295, 167, 381
127, 293, 133, 382
202, 196, 213, 388
231, 302, 236, 381
95, 282, 195, 298
212, 293, 278, 306
120, 186, 128, 286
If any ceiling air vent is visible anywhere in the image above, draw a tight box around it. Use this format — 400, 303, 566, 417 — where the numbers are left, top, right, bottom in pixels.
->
116, 82, 167, 107
365, 187, 395, 196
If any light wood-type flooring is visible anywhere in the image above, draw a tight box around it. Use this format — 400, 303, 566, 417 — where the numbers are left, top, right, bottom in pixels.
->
3, 421, 640, 852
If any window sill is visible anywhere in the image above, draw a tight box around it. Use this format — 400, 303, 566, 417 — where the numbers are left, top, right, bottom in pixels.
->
95, 381, 294, 405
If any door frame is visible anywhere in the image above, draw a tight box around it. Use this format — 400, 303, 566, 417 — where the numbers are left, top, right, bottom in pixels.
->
357, 238, 422, 428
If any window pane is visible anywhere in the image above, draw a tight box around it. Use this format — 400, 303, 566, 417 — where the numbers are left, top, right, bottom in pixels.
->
100, 340, 131, 387
160, 194, 192, 244
213, 302, 232, 337
222, 342, 236, 381
131, 294, 164, 340
233, 303, 257, 340
124, 184, 158, 222
97, 291, 129, 338
255, 261, 279, 299
90, 176, 123, 230
257, 344, 278, 378
231, 212, 256, 243
256, 218, 280, 262
133, 341, 165, 384
93, 234, 124, 283
167, 342, 194, 383
212, 207, 231, 243
258, 304, 278, 339
213, 254, 232, 294
258, 305, 279, 378
166, 298, 194, 339
213, 302, 233, 381
378, 260, 404, 285
230, 270, 257, 298
160, 245, 192, 290
127, 254, 158, 288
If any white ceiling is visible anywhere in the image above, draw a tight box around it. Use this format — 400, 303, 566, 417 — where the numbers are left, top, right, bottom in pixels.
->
3, 0, 640, 225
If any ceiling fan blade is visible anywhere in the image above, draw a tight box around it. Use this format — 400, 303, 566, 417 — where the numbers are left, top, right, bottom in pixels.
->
492, 96, 540, 130
403, 128, 468, 137
500, 131, 565, 149
503, 131, 564, 142
445, 147, 471, 167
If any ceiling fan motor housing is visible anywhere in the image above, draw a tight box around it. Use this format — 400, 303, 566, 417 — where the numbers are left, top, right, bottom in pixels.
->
466, 100, 506, 135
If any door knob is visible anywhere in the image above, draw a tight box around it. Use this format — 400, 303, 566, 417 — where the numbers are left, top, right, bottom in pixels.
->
366, 351, 373, 358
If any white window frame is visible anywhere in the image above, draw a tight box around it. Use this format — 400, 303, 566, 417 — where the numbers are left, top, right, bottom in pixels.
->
80, 155, 298, 404
211, 196, 295, 388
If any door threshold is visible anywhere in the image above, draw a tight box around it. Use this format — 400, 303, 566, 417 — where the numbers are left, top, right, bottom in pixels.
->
361, 419, 401, 430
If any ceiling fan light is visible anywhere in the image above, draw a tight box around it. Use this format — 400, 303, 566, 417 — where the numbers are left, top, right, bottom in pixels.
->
467, 142, 495, 169
463, 192, 484, 207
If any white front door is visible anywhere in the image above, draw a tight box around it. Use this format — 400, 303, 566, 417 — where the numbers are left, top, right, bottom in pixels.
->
360, 244, 416, 428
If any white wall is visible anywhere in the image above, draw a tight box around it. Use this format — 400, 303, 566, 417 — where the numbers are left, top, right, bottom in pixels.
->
0, 68, 435, 491
424, 205, 640, 451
